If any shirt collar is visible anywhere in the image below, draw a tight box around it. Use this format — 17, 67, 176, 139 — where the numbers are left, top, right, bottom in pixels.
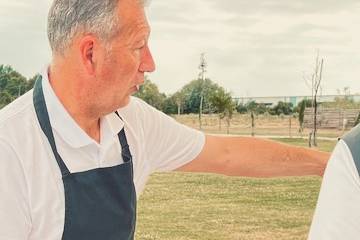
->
41, 67, 124, 148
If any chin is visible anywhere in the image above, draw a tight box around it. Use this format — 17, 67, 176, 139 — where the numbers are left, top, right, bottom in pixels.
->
117, 96, 131, 109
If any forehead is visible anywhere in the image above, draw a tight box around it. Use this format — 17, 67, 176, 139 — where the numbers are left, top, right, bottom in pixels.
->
116, 0, 150, 41
117, 0, 150, 33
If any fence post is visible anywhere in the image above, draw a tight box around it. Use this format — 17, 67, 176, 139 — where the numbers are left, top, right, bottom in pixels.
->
251, 111, 255, 137
289, 115, 292, 138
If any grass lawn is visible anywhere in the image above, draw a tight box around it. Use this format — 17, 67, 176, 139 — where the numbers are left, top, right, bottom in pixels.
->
135, 138, 337, 240
271, 138, 337, 153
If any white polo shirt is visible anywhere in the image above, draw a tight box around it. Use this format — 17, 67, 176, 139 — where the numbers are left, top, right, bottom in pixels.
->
308, 140, 360, 239
0, 70, 205, 239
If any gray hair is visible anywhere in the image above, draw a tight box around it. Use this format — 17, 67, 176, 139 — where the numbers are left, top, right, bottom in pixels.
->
47, 0, 121, 54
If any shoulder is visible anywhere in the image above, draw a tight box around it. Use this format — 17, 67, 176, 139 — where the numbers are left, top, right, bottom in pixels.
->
118, 96, 174, 125
117, 96, 151, 116
342, 125, 360, 176
126, 96, 162, 113
0, 90, 34, 126
0, 90, 38, 147
0, 93, 34, 179
309, 138, 360, 239
343, 124, 360, 145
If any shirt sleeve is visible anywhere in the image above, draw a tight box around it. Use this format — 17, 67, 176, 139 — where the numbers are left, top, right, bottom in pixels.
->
0, 138, 31, 239
308, 140, 360, 240
135, 98, 206, 173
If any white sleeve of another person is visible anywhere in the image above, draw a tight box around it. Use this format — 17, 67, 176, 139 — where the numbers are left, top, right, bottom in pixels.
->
308, 140, 360, 240
0, 138, 31, 239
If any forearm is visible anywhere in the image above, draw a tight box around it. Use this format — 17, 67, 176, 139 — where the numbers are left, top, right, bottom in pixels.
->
178, 135, 330, 177
219, 137, 329, 177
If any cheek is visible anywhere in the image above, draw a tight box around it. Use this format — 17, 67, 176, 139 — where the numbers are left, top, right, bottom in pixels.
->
102, 50, 140, 87
126, 50, 141, 69
121, 53, 141, 80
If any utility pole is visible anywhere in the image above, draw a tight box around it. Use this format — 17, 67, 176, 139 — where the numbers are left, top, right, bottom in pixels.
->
198, 53, 207, 130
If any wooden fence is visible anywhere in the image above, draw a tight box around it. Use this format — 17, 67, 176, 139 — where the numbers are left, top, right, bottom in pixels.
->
304, 108, 360, 129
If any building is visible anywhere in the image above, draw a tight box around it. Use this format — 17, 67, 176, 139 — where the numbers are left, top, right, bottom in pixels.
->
234, 95, 360, 107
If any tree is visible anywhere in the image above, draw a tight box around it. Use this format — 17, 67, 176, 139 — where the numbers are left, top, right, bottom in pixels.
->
0, 65, 33, 109
250, 111, 255, 136
236, 102, 247, 114
246, 101, 258, 113
270, 101, 293, 115
237, 101, 268, 115
0, 91, 13, 109
134, 77, 166, 111
172, 91, 185, 115
224, 106, 235, 134
297, 99, 312, 134
180, 78, 220, 114
162, 96, 177, 115
245, 101, 259, 136
209, 87, 235, 133
253, 103, 268, 115
304, 52, 324, 147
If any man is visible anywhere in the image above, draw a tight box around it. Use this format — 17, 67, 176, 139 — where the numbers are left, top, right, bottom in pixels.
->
308, 124, 360, 239
0, 0, 328, 239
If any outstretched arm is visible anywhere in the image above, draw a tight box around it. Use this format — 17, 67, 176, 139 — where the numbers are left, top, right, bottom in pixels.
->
177, 135, 329, 177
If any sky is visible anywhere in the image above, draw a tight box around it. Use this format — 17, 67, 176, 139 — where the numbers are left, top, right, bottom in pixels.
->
0, 0, 359, 97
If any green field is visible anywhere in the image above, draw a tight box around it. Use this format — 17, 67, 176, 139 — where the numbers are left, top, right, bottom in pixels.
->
135, 138, 336, 240
271, 138, 337, 153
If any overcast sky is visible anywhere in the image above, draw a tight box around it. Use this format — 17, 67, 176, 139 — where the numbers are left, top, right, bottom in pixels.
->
0, 0, 359, 97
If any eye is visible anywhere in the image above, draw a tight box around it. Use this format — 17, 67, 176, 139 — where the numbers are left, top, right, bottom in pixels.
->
134, 40, 146, 50
137, 44, 145, 50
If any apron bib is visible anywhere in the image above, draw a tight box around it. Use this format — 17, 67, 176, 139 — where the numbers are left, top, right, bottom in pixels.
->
33, 77, 136, 240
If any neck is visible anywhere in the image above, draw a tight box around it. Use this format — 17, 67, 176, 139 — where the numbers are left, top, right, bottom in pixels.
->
48, 64, 101, 143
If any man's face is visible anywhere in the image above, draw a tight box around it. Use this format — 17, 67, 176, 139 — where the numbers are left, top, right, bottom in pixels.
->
95, 0, 155, 112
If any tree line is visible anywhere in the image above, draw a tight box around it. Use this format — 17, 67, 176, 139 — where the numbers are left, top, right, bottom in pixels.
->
0, 65, 38, 109
134, 77, 312, 117
1, 64, 358, 131
0, 64, 313, 119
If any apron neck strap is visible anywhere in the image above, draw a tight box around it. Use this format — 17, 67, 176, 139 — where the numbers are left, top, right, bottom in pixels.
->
115, 111, 132, 163
33, 77, 133, 175
33, 76, 71, 176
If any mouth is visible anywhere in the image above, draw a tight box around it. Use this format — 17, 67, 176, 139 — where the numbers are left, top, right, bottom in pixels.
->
130, 85, 140, 94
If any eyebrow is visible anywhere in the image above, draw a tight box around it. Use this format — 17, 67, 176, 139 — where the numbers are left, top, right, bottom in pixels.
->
132, 32, 150, 47
136, 27, 151, 40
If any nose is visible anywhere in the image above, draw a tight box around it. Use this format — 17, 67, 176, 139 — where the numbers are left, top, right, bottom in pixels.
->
139, 45, 156, 73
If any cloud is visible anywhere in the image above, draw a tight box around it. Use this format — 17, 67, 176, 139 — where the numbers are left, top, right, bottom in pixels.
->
211, 0, 360, 16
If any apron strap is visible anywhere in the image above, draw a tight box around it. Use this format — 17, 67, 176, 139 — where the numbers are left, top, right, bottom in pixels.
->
33, 77, 71, 177
33, 77, 133, 176
115, 111, 132, 163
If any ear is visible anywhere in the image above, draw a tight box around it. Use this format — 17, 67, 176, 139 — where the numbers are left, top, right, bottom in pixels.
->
79, 35, 97, 76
